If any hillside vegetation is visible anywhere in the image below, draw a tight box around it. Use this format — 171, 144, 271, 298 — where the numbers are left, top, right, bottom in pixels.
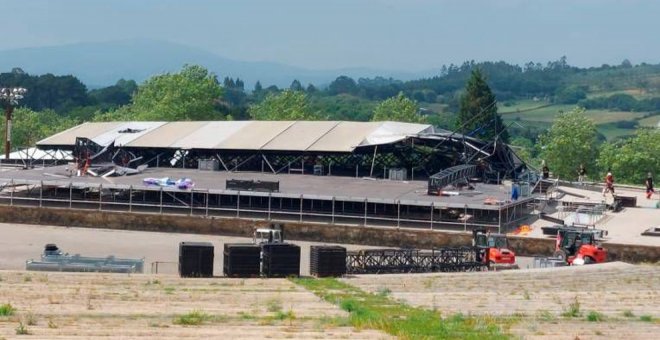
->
1, 58, 658, 183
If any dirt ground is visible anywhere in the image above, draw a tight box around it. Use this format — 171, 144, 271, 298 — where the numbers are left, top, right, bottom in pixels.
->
0, 222, 385, 276
0, 270, 391, 339
347, 262, 660, 339
1, 223, 658, 339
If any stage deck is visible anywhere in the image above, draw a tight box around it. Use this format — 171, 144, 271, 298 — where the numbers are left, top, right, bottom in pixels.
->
0, 165, 535, 210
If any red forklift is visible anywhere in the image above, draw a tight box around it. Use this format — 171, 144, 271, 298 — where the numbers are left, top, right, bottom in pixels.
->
473, 228, 517, 270
553, 227, 607, 265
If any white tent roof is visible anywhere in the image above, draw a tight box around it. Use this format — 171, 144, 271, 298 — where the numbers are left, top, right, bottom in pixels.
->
8, 147, 72, 161
37, 121, 434, 153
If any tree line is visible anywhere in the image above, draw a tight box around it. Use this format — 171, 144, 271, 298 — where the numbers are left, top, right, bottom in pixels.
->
1, 61, 658, 184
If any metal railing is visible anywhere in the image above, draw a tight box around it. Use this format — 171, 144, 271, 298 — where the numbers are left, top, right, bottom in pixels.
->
0, 177, 536, 232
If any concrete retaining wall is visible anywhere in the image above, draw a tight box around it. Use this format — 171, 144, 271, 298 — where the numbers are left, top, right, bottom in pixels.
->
0, 206, 657, 263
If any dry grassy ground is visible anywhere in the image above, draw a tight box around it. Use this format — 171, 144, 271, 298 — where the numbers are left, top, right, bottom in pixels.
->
346, 262, 660, 339
0, 271, 391, 339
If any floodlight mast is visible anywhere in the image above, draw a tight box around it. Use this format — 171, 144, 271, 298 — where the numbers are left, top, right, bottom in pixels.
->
0, 87, 27, 159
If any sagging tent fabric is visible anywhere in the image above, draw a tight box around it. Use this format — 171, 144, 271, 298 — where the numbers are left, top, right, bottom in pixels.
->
37, 121, 436, 152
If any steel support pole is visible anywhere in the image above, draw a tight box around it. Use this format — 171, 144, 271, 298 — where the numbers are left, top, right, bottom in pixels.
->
205, 190, 209, 217
369, 145, 377, 178
190, 190, 194, 216
397, 200, 401, 229
237, 191, 241, 218
129, 185, 133, 212
498, 206, 502, 234
267, 192, 271, 220
299, 195, 303, 222
331, 197, 335, 224
464, 204, 467, 232
430, 202, 434, 229
159, 188, 163, 214
363, 198, 368, 226
4, 105, 14, 159
69, 183, 72, 209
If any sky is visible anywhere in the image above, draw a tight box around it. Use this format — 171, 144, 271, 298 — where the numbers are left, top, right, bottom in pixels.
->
2, 0, 659, 71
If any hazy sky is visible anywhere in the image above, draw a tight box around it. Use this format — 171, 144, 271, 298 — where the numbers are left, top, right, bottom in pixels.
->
3, 0, 658, 71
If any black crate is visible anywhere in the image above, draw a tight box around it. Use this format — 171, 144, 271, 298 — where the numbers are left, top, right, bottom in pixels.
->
223, 243, 261, 277
615, 195, 637, 208
261, 243, 300, 277
226, 179, 279, 192
310, 246, 346, 277
179, 242, 214, 278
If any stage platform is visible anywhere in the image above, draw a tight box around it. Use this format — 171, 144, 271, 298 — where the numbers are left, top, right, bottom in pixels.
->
0, 166, 536, 232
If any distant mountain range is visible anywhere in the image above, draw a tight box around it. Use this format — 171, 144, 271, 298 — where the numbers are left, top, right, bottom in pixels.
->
0, 39, 435, 88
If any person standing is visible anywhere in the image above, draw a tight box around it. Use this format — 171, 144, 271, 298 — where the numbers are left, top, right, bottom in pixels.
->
577, 164, 587, 185
541, 160, 550, 179
603, 170, 615, 197
646, 172, 655, 199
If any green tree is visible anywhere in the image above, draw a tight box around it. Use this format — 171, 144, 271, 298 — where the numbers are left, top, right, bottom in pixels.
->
371, 92, 426, 123
328, 76, 357, 95
554, 85, 587, 104
456, 69, 509, 142
597, 129, 660, 184
248, 90, 318, 120
289, 79, 304, 91
538, 107, 599, 179
0, 108, 75, 153
510, 136, 538, 167
128, 65, 223, 121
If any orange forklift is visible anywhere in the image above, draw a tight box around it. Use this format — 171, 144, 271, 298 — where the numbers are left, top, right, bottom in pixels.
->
472, 228, 517, 270
553, 227, 607, 265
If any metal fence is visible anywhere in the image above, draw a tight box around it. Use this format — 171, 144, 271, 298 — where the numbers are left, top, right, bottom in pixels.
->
0, 178, 534, 233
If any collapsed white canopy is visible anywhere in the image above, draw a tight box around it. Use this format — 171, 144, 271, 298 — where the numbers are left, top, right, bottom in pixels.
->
37, 120, 435, 152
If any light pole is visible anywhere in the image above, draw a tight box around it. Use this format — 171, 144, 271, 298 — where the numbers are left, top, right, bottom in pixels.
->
0, 87, 27, 159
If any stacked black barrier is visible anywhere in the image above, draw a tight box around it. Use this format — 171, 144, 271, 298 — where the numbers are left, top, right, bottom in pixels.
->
223, 244, 261, 277
310, 246, 347, 277
261, 243, 300, 277
179, 242, 214, 278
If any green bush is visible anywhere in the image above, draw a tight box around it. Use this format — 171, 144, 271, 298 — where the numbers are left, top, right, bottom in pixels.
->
640, 315, 653, 322
561, 297, 581, 318
0, 304, 15, 316
586, 311, 605, 322
173, 310, 211, 326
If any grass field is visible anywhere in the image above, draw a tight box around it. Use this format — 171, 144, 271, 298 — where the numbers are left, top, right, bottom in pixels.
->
638, 114, 660, 127
347, 262, 660, 339
499, 100, 655, 140
0, 271, 389, 339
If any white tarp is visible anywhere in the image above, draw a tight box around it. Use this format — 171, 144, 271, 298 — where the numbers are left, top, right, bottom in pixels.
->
38, 121, 434, 152
8, 147, 72, 161
360, 121, 434, 146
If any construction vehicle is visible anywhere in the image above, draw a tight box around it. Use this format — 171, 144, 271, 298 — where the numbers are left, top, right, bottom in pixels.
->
472, 228, 517, 270
553, 227, 607, 265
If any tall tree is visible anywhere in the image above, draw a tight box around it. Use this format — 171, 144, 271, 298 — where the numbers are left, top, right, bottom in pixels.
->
248, 90, 318, 120
457, 69, 509, 142
289, 79, 304, 91
128, 65, 224, 121
371, 92, 426, 123
538, 107, 599, 179
328, 76, 357, 95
